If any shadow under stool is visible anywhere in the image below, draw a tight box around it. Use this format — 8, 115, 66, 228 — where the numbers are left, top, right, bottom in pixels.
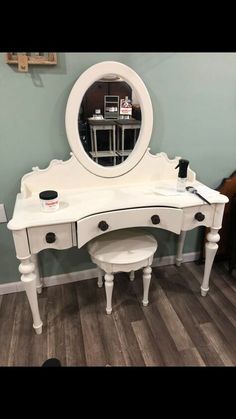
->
87, 229, 158, 314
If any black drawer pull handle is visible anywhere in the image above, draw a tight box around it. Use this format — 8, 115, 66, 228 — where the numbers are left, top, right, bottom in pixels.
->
98, 221, 109, 231
46, 232, 56, 243
194, 212, 205, 222
151, 215, 160, 225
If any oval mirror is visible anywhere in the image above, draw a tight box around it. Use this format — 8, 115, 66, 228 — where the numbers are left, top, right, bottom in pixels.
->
65, 61, 153, 178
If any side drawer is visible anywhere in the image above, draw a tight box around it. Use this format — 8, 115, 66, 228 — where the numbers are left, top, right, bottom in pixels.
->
77, 207, 183, 248
182, 205, 215, 231
27, 223, 73, 253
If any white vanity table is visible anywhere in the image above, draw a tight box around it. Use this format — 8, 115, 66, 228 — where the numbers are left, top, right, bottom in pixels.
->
7, 61, 228, 335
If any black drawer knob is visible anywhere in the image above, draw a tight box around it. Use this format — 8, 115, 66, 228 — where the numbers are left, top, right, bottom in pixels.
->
98, 221, 109, 231
151, 215, 160, 225
45, 232, 56, 243
195, 212, 205, 222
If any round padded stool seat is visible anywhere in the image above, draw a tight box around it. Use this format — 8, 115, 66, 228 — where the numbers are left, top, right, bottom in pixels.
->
87, 229, 157, 314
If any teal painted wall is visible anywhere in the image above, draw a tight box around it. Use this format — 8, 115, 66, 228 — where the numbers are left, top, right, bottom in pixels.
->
1, 52, 236, 284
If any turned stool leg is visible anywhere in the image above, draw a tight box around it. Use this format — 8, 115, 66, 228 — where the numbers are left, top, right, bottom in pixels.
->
97, 267, 103, 288
104, 273, 114, 314
142, 266, 152, 306
129, 270, 135, 281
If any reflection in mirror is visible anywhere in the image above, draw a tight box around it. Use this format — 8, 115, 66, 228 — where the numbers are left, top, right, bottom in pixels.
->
78, 75, 142, 166
66, 61, 153, 178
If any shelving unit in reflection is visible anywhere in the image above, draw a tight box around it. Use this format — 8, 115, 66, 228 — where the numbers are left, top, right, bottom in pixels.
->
104, 96, 119, 119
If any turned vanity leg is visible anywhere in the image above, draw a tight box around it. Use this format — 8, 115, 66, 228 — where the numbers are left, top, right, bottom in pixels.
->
129, 270, 135, 281
176, 230, 186, 267
31, 253, 42, 294
201, 228, 220, 296
19, 256, 43, 334
104, 273, 114, 314
97, 267, 103, 288
142, 266, 152, 307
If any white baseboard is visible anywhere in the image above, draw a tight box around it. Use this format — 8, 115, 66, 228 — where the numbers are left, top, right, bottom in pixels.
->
152, 251, 200, 267
0, 251, 200, 296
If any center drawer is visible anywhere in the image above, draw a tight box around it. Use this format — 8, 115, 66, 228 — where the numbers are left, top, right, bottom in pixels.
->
77, 207, 183, 248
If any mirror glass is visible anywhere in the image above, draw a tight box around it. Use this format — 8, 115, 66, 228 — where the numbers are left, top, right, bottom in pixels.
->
78, 75, 142, 166
65, 61, 153, 178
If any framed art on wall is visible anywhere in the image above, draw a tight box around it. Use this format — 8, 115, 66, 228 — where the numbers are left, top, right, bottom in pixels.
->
5, 53, 57, 72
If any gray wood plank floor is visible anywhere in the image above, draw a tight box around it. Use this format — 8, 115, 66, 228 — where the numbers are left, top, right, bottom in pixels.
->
0, 261, 235, 366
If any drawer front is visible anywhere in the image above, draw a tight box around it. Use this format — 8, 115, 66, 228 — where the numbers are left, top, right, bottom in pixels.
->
182, 205, 215, 231
27, 223, 73, 253
77, 207, 183, 248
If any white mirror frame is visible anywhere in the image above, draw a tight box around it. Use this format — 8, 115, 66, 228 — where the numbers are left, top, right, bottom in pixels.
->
65, 61, 153, 178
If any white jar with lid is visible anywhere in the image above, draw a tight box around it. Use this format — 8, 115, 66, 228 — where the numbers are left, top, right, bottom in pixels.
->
39, 190, 59, 212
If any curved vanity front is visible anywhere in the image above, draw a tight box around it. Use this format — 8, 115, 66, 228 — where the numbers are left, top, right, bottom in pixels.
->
77, 206, 183, 247
9, 188, 226, 256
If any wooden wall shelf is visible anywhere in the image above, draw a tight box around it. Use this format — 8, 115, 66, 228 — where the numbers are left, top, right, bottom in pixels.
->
5, 53, 57, 72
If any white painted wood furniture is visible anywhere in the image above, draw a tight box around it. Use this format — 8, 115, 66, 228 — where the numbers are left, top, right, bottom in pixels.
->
87, 229, 158, 314
7, 61, 229, 334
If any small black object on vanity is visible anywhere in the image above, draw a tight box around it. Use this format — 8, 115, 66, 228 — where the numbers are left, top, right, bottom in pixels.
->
186, 186, 211, 205
175, 159, 189, 192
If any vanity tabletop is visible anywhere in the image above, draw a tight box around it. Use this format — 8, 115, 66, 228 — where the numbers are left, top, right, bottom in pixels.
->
8, 180, 228, 231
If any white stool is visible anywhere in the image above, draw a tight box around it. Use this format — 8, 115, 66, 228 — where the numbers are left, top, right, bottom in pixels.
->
87, 229, 157, 314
